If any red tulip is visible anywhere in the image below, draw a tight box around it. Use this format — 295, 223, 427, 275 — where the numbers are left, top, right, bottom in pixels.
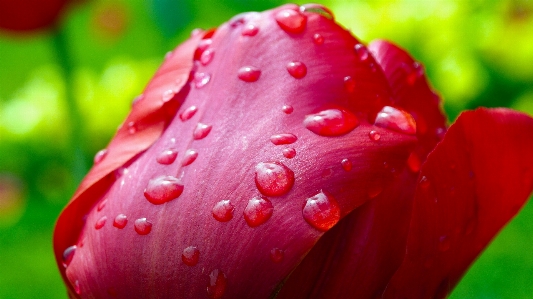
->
53, 4, 533, 298
0, 0, 70, 32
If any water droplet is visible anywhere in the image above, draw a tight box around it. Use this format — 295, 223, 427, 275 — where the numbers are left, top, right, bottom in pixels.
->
302, 190, 341, 231
127, 121, 137, 134
94, 149, 108, 164
134, 218, 152, 235
193, 123, 212, 140
194, 72, 211, 88
282, 105, 294, 114
374, 106, 417, 135
229, 12, 246, 27
95, 216, 107, 230
238, 66, 261, 82
270, 133, 297, 145
286, 61, 307, 79
182, 149, 198, 166
113, 214, 128, 229
207, 269, 227, 299
341, 159, 352, 172
132, 94, 144, 107
200, 48, 215, 66
156, 148, 178, 165
270, 248, 284, 263
195, 39, 212, 59
182, 246, 200, 266
255, 162, 295, 197
282, 148, 296, 159
313, 33, 324, 45
304, 108, 359, 136
162, 89, 177, 103
62, 245, 77, 268
354, 43, 369, 61
436, 127, 446, 140
406, 62, 424, 85
275, 9, 307, 34
180, 106, 198, 121
97, 198, 107, 211
419, 176, 430, 189
368, 130, 381, 141
300, 4, 335, 20
438, 235, 450, 252
407, 152, 421, 173
165, 51, 173, 60
144, 175, 184, 205
244, 196, 274, 227
242, 23, 259, 36
74, 280, 81, 295
343, 76, 355, 93
212, 200, 235, 222
191, 28, 203, 37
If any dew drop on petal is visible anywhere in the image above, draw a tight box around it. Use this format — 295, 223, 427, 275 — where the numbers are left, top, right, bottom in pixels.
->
407, 152, 421, 173
369, 130, 381, 141
134, 218, 152, 235
113, 214, 128, 229
182, 149, 198, 166
95, 216, 107, 230
244, 196, 274, 227
200, 48, 215, 66
194, 72, 211, 88
162, 89, 177, 103
299, 4, 335, 20
74, 280, 81, 295
62, 245, 77, 268
419, 176, 430, 189
302, 190, 340, 231
242, 23, 259, 36
191, 28, 203, 37
270, 248, 284, 263
132, 94, 144, 107
255, 162, 295, 197
212, 200, 235, 222
313, 33, 324, 45
406, 62, 424, 85
97, 198, 107, 211
275, 9, 307, 34
238, 66, 261, 82
156, 148, 178, 165
180, 106, 198, 121
182, 246, 200, 266
127, 121, 137, 134
282, 148, 296, 159
144, 175, 184, 205
341, 159, 352, 172
343, 76, 355, 93
438, 235, 450, 252
374, 106, 417, 135
282, 105, 294, 114
197, 39, 212, 53
286, 61, 307, 79
94, 149, 108, 165
304, 108, 359, 136
207, 269, 227, 299
354, 43, 369, 61
270, 133, 297, 145
193, 123, 212, 140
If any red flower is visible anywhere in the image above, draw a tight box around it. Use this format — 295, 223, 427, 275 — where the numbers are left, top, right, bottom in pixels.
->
53, 4, 533, 298
0, 0, 70, 32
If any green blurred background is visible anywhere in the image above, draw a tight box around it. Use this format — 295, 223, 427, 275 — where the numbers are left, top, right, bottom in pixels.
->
0, 0, 532, 298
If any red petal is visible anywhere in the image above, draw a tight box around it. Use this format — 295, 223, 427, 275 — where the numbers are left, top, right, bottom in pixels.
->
0, 0, 68, 32
383, 108, 533, 298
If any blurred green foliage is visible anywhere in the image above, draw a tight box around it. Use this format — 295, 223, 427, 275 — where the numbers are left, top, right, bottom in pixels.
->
0, 0, 531, 298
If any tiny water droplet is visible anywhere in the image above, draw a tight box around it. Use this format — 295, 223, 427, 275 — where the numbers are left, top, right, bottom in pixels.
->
436, 127, 446, 140
162, 89, 177, 103
419, 176, 430, 189
354, 43, 369, 61
144, 175, 184, 205
286, 61, 307, 79
165, 51, 173, 60
193, 123, 212, 140
255, 162, 295, 196
134, 218, 152, 235
304, 108, 359, 136
438, 235, 450, 252
244, 196, 274, 227
195, 39, 212, 59
374, 106, 417, 135
282, 105, 294, 114
270, 133, 297, 145
282, 148, 296, 159
407, 152, 421, 173
194, 72, 211, 88
241, 23, 259, 36
97, 198, 107, 211
300, 4, 335, 20
95, 216, 107, 230
132, 94, 144, 107
113, 214, 128, 229
302, 190, 341, 231
156, 148, 178, 165
341, 159, 352, 172
369, 130, 381, 141
207, 269, 227, 299
191, 28, 203, 37
270, 248, 284, 263
343, 76, 355, 93
62, 245, 77, 267
182, 149, 198, 166
74, 280, 81, 295
127, 121, 137, 134
406, 62, 424, 85
182, 246, 200, 266
200, 48, 215, 66
212, 200, 235, 222
180, 106, 198, 121
313, 33, 324, 45
94, 149, 108, 164
275, 9, 307, 34
238, 66, 261, 82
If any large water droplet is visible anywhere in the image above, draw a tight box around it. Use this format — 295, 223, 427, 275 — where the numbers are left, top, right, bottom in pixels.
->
374, 106, 417, 135
368, 130, 381, 141
207, 269, 227, 299
212, 200, 235, 222
275, 9, 307, 34
182, 149, 198, 166
438, 235, 450, 252
300, 4, 335, 20
282, 105, 294, 114
286, 61, 307, 79
270, 248, 284, 263
343, 76, 355, 93
113, 214, 128, 229
282, 148, 296, 159
241, 23, 259, 36
313, 33, 324, 45
255, 162, 295, 197
62, 245, 77, 268
238, 66, 261, 82
182, 246, 200, 266
193, 123, 212, 140
244, 196, 274, 227
194, 72, 211, 88
134, 218, 152, 235
302, 190, 340, 231
95, 216, 107, 230
94, 149, 108, 165
270, 133, 298, 145
180, 106, 198, 121
156, 148, 178, 165
354, 43, 370, 61
304, 108, 359, 136
200, 48, 215, 66
341, 159, 352, 172
144, 175, 184, 205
